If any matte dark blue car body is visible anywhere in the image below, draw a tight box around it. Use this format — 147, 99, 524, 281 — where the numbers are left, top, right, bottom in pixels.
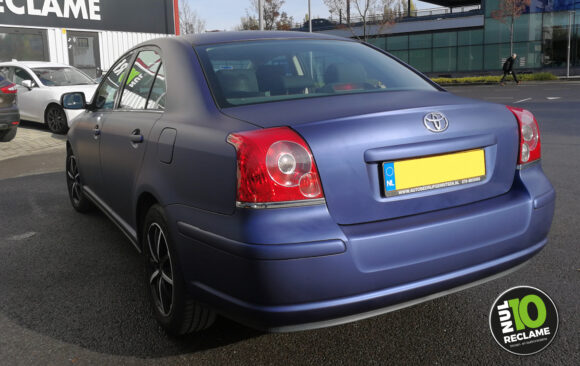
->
64, 31, 555, 334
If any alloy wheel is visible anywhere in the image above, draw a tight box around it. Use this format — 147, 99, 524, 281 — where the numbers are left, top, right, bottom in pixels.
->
46, 107, 67, 133
147, 223, 174, 316
66, 155, 82, 206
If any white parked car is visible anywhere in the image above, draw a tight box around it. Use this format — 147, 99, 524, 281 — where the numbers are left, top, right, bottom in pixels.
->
0, 61, 98, 134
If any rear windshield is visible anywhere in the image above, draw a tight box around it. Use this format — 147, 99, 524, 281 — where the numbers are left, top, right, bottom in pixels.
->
195, 39, 436, 108
31, 67, 95, 86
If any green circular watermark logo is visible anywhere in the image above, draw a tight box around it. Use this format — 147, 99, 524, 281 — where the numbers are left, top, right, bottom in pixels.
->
489, 286, 558, 355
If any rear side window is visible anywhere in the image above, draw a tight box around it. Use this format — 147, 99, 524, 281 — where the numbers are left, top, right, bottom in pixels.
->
94, 53, 133, 110
13, 67, 35, 86
195, 39, 436, 108
119, 50, 162, 110
147, 64, 166, 110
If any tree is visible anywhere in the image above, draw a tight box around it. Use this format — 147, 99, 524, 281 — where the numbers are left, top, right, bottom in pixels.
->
179, 2, 206, 34
491, 0, 531, 55
239, 11, 260, 30
323, 0, 399, 41
239, 0, 292, 31
276, 12, 295, 31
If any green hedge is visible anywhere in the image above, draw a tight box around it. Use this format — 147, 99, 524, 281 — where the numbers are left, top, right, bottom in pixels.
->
431, 72, 557, 84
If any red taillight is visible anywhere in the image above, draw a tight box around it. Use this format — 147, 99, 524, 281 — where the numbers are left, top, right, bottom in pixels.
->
507, 106, 541, 165
0, 83, 17, 94
227, 127, 324, 205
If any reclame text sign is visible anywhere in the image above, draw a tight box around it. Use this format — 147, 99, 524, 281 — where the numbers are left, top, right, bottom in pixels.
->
0, 0, 175, 34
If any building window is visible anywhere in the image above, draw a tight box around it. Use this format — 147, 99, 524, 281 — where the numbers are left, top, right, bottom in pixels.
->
433, 32, 457, 48
433, 47, 457, 72
0, 27, 48, 61
409, 49, 432, 72
458, 45, 484, 71
458, 29, 484, 46
410, 33, 432, 49
386, 35, 409, 51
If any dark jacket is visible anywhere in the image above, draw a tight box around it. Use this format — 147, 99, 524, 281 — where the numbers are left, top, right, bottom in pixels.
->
503, 57, 515, 72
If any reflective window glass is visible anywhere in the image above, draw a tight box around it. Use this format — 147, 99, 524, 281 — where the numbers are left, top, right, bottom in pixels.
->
196, 40, 436, 108
13, 68, 35, 86
514, 13, 543, 42
119, 50, 162, 110
458, 30, 483, 46
0, 28, 48, 61
367, 37, 386, 50
458, 45, 483, 71
410, 34, 432, 49
433, 32, 457, 48
409, 49, 432, 72
483, 43, 511, 70
386, 35, 408, 51
389, 50, 409, 63
485, 0, 500, 17
147, 64, 166, 110
484, 18, 511, 44
94, 53, 133, 110
433, 47, 457, 72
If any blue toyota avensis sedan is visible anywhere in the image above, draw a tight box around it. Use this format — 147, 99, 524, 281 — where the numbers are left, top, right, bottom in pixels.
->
62, 32, 555, 335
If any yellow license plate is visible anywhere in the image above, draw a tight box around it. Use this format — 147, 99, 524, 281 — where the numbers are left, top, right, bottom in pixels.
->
383, 149, 486, 197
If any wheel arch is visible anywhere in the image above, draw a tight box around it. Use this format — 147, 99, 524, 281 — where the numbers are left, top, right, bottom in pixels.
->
44, 102, 62, 120
136, 192, 160, 249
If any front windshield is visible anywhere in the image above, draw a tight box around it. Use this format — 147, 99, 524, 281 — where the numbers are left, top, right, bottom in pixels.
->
31, 67, 95, 86
195, 39, 436, 108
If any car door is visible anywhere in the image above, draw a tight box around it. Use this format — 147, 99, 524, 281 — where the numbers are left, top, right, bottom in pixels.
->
12, 67, 42, 121
74, 52, 135, 195
98, 48, 164, 224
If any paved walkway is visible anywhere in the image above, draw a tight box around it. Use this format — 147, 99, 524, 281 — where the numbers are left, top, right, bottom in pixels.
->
0, 123, 66, 162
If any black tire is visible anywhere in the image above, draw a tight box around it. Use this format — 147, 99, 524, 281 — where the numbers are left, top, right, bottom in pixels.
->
45, 105, 69, 134
143, 205, 215, 335
66, 149, 93, 213
0, 127, 17, 142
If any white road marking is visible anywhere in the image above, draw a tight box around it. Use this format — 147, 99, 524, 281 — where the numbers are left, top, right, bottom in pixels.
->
546, 97, 561, 100
7, 232, 37, 241
514, 98, 532, 103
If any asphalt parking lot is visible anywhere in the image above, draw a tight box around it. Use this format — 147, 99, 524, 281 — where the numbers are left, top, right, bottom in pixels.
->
0, 81, 578, 365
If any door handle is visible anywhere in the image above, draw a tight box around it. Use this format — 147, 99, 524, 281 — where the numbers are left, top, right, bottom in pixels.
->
93, 125, 100, 136
130, 129, 144, 144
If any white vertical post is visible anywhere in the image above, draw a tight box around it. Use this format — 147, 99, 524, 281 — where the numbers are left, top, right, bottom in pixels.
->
259, 0, 264, 30
308, 0, 312, 32
567, 11, 575, 78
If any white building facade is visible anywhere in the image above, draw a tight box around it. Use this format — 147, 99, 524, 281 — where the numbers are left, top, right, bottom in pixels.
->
0, 0, 179, 77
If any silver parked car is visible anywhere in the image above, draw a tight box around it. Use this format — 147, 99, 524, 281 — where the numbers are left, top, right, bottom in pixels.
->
0, 61, 97, 134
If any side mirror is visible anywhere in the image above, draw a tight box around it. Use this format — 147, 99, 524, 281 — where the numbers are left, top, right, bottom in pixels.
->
61, 92, 87, 110
21, 80, 35, 89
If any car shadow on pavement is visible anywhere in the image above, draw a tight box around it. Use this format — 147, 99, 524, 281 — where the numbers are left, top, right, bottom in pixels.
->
0, 172, 262, 358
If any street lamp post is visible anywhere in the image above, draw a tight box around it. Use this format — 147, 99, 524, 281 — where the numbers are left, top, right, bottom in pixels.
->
259, 0, 264, 30
309, 0, 312, 32
567, 11, 575, 78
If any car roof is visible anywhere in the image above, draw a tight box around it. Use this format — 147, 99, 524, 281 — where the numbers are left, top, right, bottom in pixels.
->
179, 31, 351, 47
0, 61, 71, 68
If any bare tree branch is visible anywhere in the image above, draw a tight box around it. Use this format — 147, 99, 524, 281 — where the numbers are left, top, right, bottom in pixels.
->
179, 2, 206, 34
491, 0, 531, 55
323, 0, 403, 42
244, 0, 287, 30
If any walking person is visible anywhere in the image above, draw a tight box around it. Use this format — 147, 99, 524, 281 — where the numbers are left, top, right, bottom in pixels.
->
500, 53, 519, 86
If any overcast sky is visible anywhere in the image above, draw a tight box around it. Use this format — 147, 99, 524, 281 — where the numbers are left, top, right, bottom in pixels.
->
186, 0, 438, 31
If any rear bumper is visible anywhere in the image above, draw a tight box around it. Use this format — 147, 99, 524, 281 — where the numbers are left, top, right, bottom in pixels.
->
167, 164, 555, 331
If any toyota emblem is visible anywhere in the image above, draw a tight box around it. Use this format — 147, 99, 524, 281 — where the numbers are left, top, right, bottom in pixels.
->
423, 112, 449, 132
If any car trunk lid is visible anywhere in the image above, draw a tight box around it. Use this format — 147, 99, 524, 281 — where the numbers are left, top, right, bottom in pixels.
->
223, 91, 518, 224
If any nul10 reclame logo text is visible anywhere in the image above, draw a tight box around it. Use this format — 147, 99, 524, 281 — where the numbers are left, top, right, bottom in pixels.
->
489, 286, 558, 355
